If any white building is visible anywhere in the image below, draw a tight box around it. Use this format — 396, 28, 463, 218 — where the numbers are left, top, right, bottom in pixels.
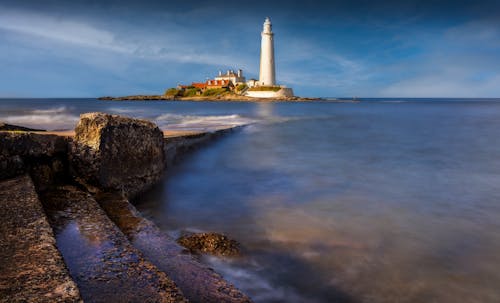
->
215, 69, 246, 86
246, 78, 259, 88
246, 17, 294, 98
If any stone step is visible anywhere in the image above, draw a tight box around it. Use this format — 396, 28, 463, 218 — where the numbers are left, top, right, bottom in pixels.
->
40, 185, 187, 303
0, 175, 82, 303
96, 192, 252, 303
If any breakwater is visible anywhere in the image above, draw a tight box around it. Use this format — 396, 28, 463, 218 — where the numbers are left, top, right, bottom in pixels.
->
0, 113, 251, 303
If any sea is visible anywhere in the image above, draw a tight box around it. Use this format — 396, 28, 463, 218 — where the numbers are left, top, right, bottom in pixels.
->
2, 98, 500, 303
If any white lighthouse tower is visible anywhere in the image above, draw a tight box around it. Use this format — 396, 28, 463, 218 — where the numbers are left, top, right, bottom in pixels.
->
259, 17, 276, 86
246, 17, 294, 98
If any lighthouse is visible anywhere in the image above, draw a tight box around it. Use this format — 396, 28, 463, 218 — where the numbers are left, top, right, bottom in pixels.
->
246, 17, 294, 98
259, 17, 276, 86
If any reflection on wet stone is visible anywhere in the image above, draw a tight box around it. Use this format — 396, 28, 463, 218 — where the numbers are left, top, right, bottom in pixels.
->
41, 186, 187, 303
96, 192, 252, 303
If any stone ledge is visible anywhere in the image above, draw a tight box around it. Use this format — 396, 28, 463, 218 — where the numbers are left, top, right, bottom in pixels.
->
0, 175, 82, 303
96, 192, 252, 303
41, 185, 187, 303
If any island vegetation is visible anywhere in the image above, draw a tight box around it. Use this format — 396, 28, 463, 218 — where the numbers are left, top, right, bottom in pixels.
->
247, 86, 281, 92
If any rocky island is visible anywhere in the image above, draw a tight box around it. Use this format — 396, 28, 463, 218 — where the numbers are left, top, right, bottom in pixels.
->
98, 92, 319, 102
99, 18, 322, 103
0, 113, 252, 303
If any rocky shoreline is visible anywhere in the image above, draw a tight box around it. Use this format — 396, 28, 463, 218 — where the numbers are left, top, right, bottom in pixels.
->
98, 94, 320, 102
0, 113, 252, 302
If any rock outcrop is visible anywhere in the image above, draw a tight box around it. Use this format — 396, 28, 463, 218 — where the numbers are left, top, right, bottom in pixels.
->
177, 232, 241, 257
99, 95, 175, 101
0, 132, 69, 191
69, 113, 165, 198
0, 122, 45, 132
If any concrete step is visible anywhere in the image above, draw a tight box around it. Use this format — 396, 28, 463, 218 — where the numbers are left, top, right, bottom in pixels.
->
0, 175, 82, 303
40, 186, 187, 303
96, 192, 252, 303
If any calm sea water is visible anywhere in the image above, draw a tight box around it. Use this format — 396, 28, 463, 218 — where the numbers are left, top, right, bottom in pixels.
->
2, 98, 500, 302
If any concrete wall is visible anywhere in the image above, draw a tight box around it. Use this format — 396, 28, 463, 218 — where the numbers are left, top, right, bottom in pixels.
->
245, 87, 294, 98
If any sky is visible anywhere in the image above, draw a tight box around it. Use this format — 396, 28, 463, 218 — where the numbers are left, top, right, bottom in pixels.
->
0, 0, 499, 98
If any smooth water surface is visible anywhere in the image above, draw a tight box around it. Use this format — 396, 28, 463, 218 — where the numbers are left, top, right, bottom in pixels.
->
2, 98, 500, 302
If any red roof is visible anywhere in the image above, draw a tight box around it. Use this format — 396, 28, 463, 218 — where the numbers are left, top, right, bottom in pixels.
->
191, 82, 207, 89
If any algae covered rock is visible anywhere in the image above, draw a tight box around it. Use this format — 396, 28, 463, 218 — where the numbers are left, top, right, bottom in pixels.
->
177, 232, 241, 257
69, 112, 165, 198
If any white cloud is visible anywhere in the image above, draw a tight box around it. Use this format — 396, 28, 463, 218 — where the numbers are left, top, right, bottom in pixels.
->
0, 6, 254, 68
445, 19, 500, 48
0, 7, 128, 52
275, 38, 368, 91
378, 19, 500, 98
380, 74, 500, 98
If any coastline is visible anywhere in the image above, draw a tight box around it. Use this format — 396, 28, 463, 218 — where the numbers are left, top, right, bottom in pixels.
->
98, 94, 321, 102
0, 115, 252, 303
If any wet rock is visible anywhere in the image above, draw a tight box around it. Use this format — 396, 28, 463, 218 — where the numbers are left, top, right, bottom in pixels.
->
41, 185, 187, 303
177, 232, 241, 257
0, 132, 69, 183
96, 192, 251, 303
41, 186, 187, 303
69, 112, 165, 198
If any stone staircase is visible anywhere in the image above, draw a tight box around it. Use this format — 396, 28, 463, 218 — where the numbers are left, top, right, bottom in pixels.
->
0, 114, 252, 303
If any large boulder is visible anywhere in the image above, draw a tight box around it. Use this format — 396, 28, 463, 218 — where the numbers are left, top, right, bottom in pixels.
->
69, 112, 165, 198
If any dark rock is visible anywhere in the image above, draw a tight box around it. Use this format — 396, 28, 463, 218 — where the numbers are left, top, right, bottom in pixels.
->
97, 96, 114, 100
0, 122, 46, 132
69, 112, 165, 198
30, 158, 67, 192
177, 232, 241, 257
0, 154, 24, 179
0, 132, 69, 182
98, 95, 175, 101
0, 132, 67, 158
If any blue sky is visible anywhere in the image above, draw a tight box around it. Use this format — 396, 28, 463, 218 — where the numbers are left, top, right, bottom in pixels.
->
0, 0, 499, 97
